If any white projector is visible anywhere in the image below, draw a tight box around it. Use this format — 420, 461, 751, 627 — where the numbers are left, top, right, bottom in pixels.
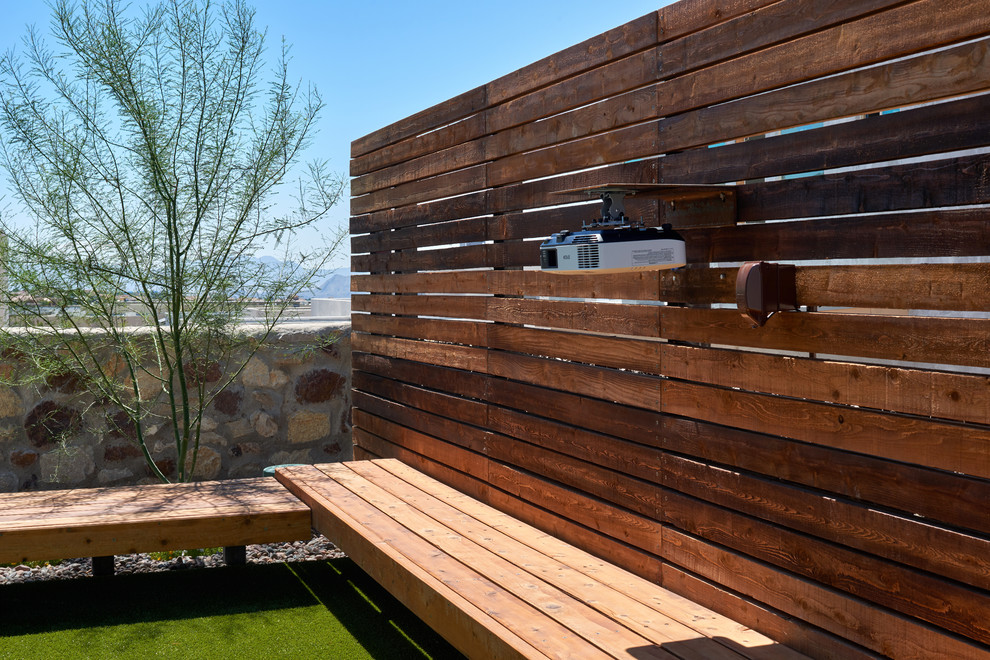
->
540, 189, 685, 273
539, 223, 685, 274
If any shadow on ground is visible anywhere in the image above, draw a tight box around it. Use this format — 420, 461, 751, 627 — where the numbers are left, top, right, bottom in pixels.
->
1, 558, 464, 659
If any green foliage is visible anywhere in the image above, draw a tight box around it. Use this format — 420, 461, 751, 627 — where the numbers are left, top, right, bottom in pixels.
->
0, 0, 345, 482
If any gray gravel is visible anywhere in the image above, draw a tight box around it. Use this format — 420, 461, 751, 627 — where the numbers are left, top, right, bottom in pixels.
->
0, 533, 345, 584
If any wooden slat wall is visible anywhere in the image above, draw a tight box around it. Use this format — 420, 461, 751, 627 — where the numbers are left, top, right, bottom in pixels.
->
348, 0, 990, 657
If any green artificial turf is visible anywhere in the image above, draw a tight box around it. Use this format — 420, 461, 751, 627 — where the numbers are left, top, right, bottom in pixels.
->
0, 558, 465, 659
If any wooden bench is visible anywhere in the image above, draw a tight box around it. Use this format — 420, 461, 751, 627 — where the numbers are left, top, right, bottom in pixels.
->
0, 477, 312, 575
276, 459, 807, 660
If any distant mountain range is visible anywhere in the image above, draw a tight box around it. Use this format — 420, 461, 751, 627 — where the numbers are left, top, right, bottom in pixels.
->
254, 257, 350, 300
299, 268, 350, 300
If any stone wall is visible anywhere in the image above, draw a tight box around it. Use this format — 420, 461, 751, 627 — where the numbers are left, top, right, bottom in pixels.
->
0, 322, 351, 492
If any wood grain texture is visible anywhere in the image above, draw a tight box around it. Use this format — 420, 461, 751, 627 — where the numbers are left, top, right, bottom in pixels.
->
660, 0, 915, 79
659, 565, 878, 660
661, 528, 987, 659
663, 489, 990, 644
0, 478, 311, 564
375, 459, 787, 658
351, 86, 487, 158
662, 379, 990, 479
354, 263, 990, 312
661, 94, 990, 184
662, 344, 990, 424
661, 307, 990, 369
659, 415, 990, 536
663, 454, 990, 590
659, 0, 990, 117
685, 207, 990, 263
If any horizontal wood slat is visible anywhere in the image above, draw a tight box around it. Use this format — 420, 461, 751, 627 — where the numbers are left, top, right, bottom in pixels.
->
661, 307, 990, 369
661, 94, 990, 184
661, 528, 987, 659
659, 0, 990, 118
659, 0, 915, 79
353, 351, 990, 537
662, 344, 990, 425
662, 490, 990, 645
354, 263, 990, 312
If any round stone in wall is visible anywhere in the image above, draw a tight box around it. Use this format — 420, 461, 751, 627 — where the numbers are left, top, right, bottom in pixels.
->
294, 369, 344, 404
24, 401, 81, 448
288, 410, 330, 444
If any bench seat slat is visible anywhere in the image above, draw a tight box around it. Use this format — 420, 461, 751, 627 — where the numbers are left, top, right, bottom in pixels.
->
277, 459, 806, 660
363, 459, 798, 660
277, 464, 558, 660
344, 460, 748, 658
370, 459, 775, 647
0, 478, 296, 516
315, 462, 673, 659
0, 495, 308, 527
0, 477, 312, 564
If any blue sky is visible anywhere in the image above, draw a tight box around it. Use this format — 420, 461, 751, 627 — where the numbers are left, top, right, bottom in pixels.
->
0, 1, 670, 267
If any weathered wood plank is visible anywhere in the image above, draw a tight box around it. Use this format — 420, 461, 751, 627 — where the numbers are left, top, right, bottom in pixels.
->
659, 415, 990, 537
660, 0, 915, 79
662, 344, 990, 425
274, 464, 549, 660
661, 307, 990, 369
662, 528, 988, 659
374, 459, 792, 659
661, 94, 990, 184
663, 454, 990, 589
659, 0, 990, 117
662, 379, 990, 479
663, 490, 990, 644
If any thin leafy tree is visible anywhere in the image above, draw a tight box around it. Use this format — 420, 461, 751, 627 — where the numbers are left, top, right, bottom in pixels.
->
0, 0, 345, 482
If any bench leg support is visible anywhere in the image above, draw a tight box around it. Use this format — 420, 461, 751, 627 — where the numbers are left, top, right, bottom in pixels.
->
92, 555, 115, 577
223, 545, 246, 566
